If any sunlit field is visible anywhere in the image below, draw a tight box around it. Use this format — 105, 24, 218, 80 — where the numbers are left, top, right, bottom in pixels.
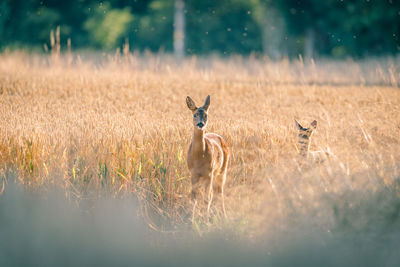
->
1, 52, 400, 265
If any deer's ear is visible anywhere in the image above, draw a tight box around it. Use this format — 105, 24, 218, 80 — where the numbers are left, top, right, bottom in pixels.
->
311, 120, 317, 129
186, 96, 197, 111
294, 119, 303, 130
203, 95, 210, 110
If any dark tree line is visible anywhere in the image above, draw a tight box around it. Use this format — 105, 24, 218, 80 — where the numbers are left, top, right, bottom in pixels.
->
0, 0, 399, 58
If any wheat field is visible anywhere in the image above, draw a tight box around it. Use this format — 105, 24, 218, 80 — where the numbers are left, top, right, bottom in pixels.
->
0, 51, 400, 244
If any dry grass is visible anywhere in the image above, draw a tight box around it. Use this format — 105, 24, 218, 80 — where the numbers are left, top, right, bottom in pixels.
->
0, 52, 400, 237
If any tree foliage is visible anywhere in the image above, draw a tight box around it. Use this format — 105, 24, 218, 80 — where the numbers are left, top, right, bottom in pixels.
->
0, 0, 399, 57
84, 2, 133, 49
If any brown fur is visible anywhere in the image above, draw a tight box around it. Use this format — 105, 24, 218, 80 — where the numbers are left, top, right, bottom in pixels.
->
186, 95, 229, 215
295, 119, 317, 157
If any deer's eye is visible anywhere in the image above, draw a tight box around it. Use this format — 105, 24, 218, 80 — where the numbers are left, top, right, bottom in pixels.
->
193, 114, 197, 118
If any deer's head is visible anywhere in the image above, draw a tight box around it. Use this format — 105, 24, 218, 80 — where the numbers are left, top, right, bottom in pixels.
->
295, 119, 317, 141
186, 95, 210, 130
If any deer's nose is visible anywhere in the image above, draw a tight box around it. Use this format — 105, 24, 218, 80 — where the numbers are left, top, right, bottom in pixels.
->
197, 122, 204, 128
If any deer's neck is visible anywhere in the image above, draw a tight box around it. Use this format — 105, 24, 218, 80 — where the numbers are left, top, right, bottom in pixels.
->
192, 127, 205, 154
298, 136, 311, 157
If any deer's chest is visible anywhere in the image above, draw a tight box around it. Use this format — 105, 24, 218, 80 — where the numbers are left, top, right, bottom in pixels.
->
187, 146, 214, 175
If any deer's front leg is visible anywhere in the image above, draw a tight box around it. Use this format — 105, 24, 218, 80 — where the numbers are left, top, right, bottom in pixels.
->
191, 175, 202, 201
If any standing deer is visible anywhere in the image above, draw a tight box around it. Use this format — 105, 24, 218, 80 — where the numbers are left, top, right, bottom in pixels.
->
186, 95, 229, 216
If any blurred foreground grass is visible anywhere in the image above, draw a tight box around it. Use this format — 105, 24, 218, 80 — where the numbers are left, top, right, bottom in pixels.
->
1, 175, 399, 266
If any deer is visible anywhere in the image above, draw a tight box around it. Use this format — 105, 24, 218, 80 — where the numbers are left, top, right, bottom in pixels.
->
186, 95, 229, 217
295, 119, 333, 163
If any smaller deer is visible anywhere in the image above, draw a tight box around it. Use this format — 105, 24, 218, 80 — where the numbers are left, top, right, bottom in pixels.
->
295, 119, 331, 162
186, 95, 229, 216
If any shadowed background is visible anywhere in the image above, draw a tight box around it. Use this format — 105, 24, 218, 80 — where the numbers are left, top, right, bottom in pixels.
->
0, 0, 399, 58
